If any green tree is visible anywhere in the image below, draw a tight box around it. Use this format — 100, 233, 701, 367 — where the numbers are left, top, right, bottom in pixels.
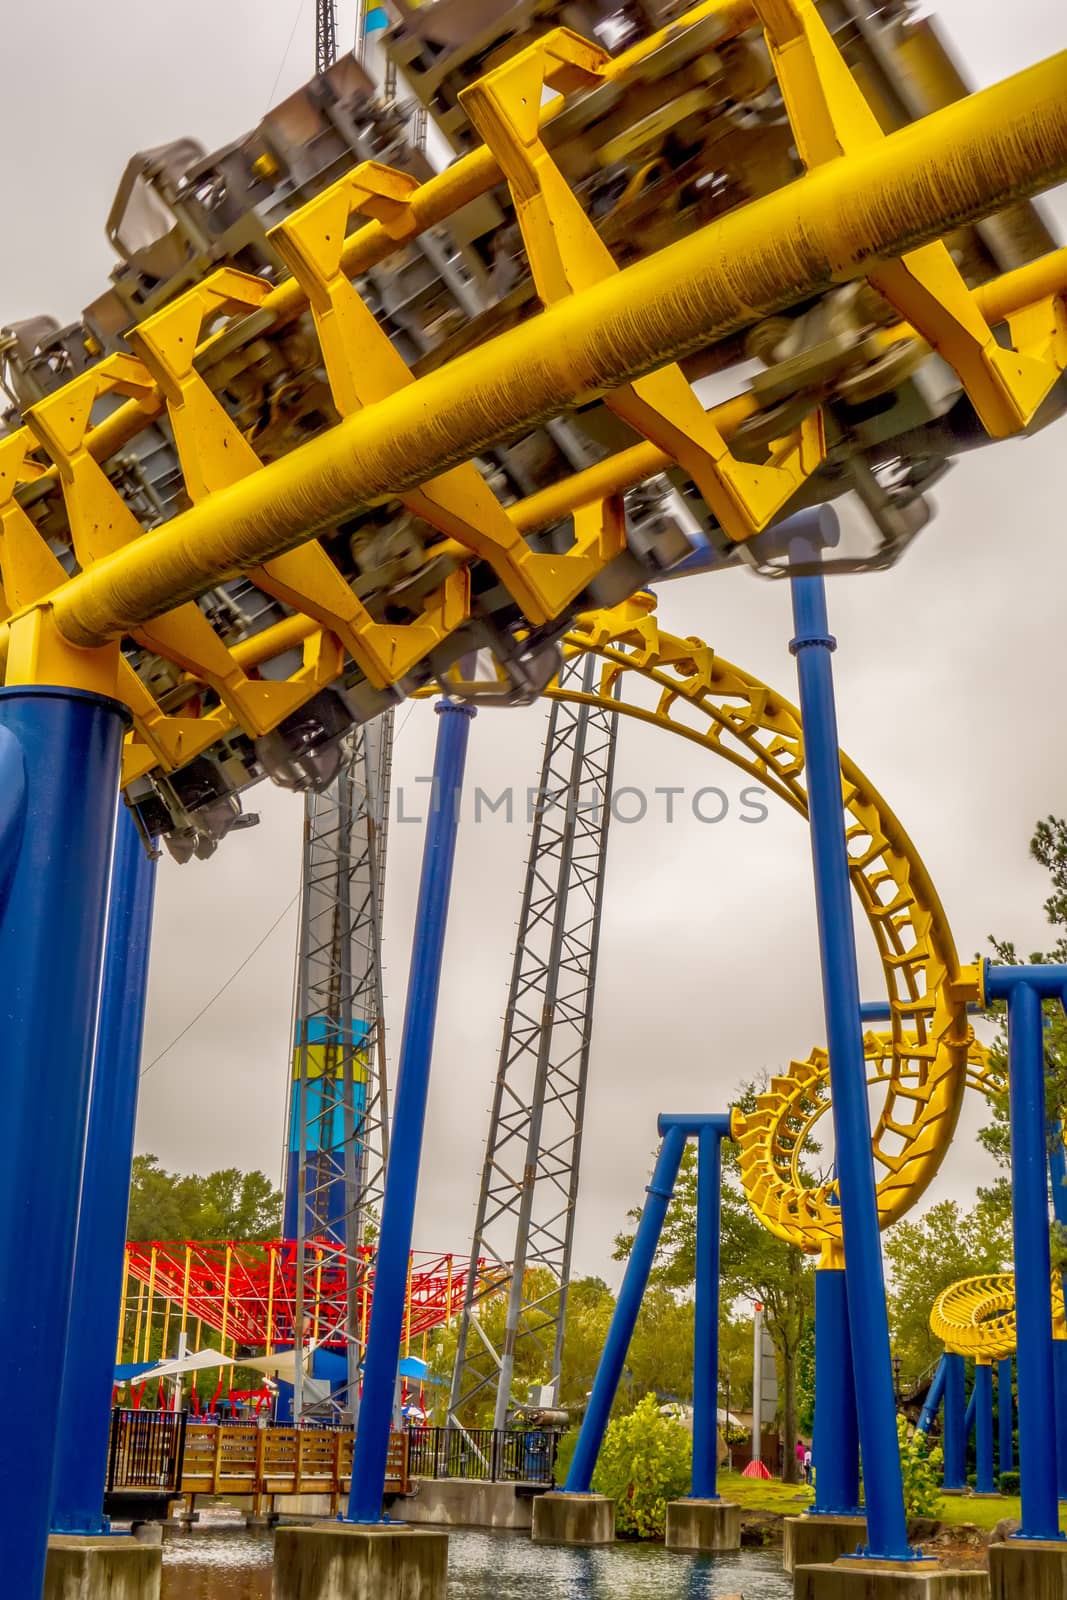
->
126, 1154, 282, 1241
559, 1276, 616, 1415
885, 1198, 1010, 1377
616, 1095, 815, 1483
592, 1393, 692, 1538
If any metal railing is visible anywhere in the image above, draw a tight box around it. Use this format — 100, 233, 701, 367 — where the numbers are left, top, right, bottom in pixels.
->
107, 1408, 188, 1493
406, 1427, 559, 1486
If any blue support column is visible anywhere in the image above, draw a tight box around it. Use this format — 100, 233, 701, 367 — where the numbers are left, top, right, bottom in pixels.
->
811, 1262, 861, 1513
984, 964, 1066, 1541
917, 1356, 947, 1436
975, 1363, 995, 1495
964, 1382, 977, 1446
942, 1353, 967, 1490
1054, 1341, 1067, 1502
347, 700, 474, 1524
0, 687, 125, 1597
998, 1358, 1014, 1475
51, 806, 157, 1533
690, 1117, 731, 1501
788, 569, 910, 1560
565, 1126, 688, 1494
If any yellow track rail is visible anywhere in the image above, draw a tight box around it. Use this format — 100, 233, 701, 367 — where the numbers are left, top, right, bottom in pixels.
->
537, 598, 974, 1252
931, 1273, 1066, 1361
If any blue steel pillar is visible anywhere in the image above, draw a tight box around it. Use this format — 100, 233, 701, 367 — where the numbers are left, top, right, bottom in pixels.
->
810, 1259, 861, 1514
51, 806, 157, 1533
788, 567, 910, 1559
998, 1358, 1014, 1475
942, 1353, 967, 1490
975, 1363, 995, 1495
1054, 1342, 1067, 1502
565, 1125, 688, 1494
983, 963, 1067, 1541
688, 1116, 731, 1501
0, 687, 125, 1598
917, 1356, 947, 1436
347, 700, 474, 1523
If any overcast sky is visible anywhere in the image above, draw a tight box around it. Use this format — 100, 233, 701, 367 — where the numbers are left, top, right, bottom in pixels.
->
1, 1, 1065, 1284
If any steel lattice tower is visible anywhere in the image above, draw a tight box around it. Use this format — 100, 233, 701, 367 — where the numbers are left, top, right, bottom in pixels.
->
448, 654, 618, 1430
316, 0, 339, 74
284, 715, 392, 1421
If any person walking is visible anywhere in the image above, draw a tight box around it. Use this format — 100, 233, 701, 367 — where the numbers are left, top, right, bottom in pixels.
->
804, 1444, 813, 1486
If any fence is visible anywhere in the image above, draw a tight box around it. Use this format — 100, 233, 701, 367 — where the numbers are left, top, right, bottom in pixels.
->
407, 1426, 558, 1486
107, 1408, 188, 1494
178, 1422, 410, 1510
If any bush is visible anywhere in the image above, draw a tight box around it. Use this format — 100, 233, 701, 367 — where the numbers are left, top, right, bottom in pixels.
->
999, 1470, 1021, 1496
897, 1417, 942, 1519
592, 1393, 692, 1539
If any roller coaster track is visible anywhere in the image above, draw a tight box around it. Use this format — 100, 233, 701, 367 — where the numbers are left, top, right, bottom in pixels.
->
0, 9, 1065, 834
930, 1273, 1067, 1362
540, 598, 976, 1253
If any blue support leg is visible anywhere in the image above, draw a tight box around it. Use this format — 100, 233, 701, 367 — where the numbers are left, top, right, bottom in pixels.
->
942, 1353, 967, 1491
565, 1126, 688, 1494
1054, 1341, 1067, 1502
998, 1358, 1014, 1476
917, 1356, 947, 1437
347, 700, 475, 1524
999, 976, 1060, 1538
964, 1382, 977, 1448
691, 1122, 726, 1501
50, 806, 157, 1534
810, 1261, 860, 1514
788, 570, 910, 1560
0, 687, 125, 1597
975, 1363, 995, 1496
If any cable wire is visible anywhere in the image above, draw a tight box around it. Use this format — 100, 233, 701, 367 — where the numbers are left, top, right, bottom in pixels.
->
140, 891, 300, 1079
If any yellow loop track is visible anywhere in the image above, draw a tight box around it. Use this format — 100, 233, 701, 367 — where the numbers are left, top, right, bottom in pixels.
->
538, 599, 975, 1251
931, 1273, 1067, 1361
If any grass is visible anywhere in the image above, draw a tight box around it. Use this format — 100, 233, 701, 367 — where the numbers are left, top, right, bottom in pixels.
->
718, 1470, 1067, 1536
718, 1470, 815, 1513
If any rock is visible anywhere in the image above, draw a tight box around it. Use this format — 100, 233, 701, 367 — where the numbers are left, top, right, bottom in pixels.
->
990, 1516, 1022, 1544
739, 1512, 781, 1547
907, 1517, 942, 1543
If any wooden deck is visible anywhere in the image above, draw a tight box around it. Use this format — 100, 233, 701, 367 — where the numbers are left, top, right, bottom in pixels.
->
179, 1423, 410, 1515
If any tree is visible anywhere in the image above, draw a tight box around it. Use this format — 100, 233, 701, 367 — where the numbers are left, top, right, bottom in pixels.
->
616, 1094, 815, 1483
885, 1198, 1010, 1377
126, 1154, 282, 1241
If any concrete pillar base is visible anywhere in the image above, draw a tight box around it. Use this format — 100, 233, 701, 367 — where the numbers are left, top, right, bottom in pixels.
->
44, 1535, 162, 1600
794, 1559, 989, 1600
989, 1539, 1067, 1600
531, 1492, 615, 1546
665, 1499, 741, 1552
273, 1523, 448, 1600
784, 1515, 868, 1573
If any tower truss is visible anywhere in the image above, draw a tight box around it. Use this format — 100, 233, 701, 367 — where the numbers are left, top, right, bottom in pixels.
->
449, 654, 618, 1429
285, 715, 392, 1421
316, 0, 339, 75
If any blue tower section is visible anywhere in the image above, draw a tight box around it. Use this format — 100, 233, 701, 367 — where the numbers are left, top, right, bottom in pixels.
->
283, 1016, 371, 1241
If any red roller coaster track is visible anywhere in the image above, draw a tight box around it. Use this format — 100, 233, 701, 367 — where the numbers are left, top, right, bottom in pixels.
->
122, 1240, 508, 1353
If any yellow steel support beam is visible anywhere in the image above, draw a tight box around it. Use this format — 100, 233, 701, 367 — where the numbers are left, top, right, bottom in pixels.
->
0, 47, 1053, 678
59, 0, 759, 483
